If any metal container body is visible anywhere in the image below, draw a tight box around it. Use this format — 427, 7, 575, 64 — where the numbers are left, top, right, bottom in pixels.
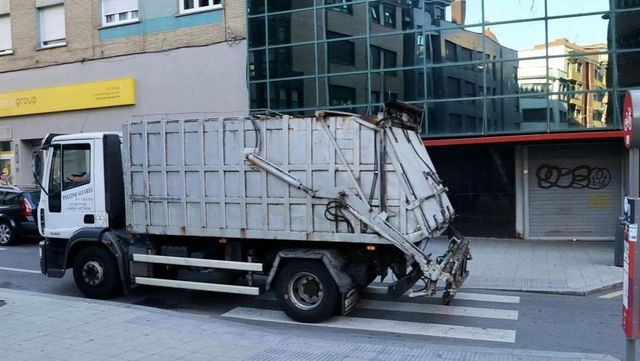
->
123, 115, 453, 244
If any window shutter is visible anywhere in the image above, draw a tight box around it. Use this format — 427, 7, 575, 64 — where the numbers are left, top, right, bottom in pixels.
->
39, 5, 65, 43
103, 0, 137, 15
0, 16, 10, 51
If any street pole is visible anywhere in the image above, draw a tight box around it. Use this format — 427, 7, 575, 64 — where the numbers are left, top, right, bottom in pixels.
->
623, 90, 640, 361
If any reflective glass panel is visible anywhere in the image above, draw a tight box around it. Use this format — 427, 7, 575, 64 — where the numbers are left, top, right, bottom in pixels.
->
324, 73, 369, 109
483, 0, 544, 23
485, 20, 546, 61
548, 15, 609, 54
317, 37, 368, 74
320, 2, 367, 38
429, 26, 484, 65
425, 99, 485, 136
268, 10, 315, 46
547, 0, 610, 16
248, 16, 266, 48
371, 69, 425, 103
248, 50, 267, 81
250, 83, 268, 110
549, 90, 613, 131
618, 51, 640, 89
268, 44, 317, 80
427, 64, 484, 100
616, 10, 640, 50
443, 0, 482, 25
267, 0, 314, 13
269, 78, 318, 111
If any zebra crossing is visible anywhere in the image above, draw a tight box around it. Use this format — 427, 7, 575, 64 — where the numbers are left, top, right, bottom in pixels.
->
221, 286, 520, 344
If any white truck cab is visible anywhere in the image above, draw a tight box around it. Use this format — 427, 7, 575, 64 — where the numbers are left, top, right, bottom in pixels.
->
37, 133, 113, 239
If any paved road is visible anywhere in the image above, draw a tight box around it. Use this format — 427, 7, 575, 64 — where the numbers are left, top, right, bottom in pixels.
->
0, 241, 628, 359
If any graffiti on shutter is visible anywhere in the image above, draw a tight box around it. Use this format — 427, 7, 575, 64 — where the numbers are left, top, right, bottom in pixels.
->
535, 164, 611, 190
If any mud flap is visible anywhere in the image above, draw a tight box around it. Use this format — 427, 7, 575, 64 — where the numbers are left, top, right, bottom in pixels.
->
341, 286, 360, 315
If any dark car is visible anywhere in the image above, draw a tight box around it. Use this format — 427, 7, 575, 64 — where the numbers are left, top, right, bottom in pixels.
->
0, 186, 41, 246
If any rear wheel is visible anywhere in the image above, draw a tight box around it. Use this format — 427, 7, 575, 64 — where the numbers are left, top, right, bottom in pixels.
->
73, 246, 122, 299
276, 260, 339, 323
0, 222, 15, 246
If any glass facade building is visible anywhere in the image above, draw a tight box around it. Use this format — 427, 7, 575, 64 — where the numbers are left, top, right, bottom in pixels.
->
248, 0, 640, 138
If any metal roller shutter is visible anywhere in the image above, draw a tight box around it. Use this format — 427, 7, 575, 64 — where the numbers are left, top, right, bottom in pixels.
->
527, 143, 622, 240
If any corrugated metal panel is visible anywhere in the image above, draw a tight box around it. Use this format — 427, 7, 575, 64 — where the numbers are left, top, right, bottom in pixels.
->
122, 116, 453, 244
528, 143, 622, 240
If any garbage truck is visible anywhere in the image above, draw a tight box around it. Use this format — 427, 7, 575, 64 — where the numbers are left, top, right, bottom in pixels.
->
34, 101, 470, 323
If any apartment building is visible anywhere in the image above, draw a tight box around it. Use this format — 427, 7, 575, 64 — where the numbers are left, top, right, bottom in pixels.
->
0, 0, 248, 185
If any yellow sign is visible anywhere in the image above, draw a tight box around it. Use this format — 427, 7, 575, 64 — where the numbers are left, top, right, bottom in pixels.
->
0, 78, 136, 118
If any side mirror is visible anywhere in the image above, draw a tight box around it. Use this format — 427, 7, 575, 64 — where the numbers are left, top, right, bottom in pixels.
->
32, 148, 47, 195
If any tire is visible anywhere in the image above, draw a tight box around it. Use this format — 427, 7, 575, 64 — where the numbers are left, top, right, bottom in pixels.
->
275, 260, 339, 323
0, 221, 15, 246
73, 246, 122, 299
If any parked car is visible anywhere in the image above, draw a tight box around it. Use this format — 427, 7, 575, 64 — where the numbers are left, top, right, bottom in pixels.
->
0, 186, 41, 246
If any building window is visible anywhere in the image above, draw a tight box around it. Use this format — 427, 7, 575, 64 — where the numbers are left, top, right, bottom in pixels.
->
38, 5, 66, 48
370, 45, 397, 75
329, 85, 356, 107
382, 4, 396, 28
0, 15, 11, 54
326, 0, 353, 15
327, 32, 355, 66
180, 0, 222, 14
447, 77, 461, 98
445, 40, 456, 62
102, 0, 139, 26
522, 108, 547, 122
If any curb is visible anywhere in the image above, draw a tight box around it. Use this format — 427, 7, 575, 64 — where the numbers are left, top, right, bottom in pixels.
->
462, 281, 623, 296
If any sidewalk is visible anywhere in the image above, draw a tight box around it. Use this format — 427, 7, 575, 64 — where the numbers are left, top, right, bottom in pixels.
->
0, 288, 618, 361
428, 238, 623, 295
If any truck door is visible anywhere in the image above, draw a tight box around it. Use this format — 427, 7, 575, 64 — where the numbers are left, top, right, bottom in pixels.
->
42, 141, 96, 238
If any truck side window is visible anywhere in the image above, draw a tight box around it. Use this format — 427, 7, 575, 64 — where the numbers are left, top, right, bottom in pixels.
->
48, 145, 62, 213
63, 144, 91, 190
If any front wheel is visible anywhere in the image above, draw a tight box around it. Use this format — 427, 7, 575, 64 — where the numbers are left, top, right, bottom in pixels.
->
276, 260, 339, 323
73, 246, 122, 299
0, 222, 15, 246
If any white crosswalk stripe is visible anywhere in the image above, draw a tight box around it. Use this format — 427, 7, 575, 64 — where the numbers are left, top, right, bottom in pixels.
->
256, 292, 518, 320
0, 266, 41, 274
230, 289, 520, 343
0, 247, 6, 251
223, 307, 517, 343
359, 299, 518, 320
364, 285, 521, 304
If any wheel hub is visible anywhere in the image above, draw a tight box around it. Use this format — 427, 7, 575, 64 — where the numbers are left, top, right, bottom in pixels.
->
82, 260, 105, 286
288, 272, 324, 311
0, 224, 10, 244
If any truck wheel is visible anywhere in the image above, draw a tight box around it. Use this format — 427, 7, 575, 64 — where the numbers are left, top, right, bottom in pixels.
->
73, 246, 122, 299
0, 222, 15, 246
276, 260, 339, 323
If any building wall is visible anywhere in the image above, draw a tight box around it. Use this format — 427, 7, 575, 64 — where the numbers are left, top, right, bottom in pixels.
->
0, 0, 247, 73
0, 0, 249, 185
0, 41, 249, 185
